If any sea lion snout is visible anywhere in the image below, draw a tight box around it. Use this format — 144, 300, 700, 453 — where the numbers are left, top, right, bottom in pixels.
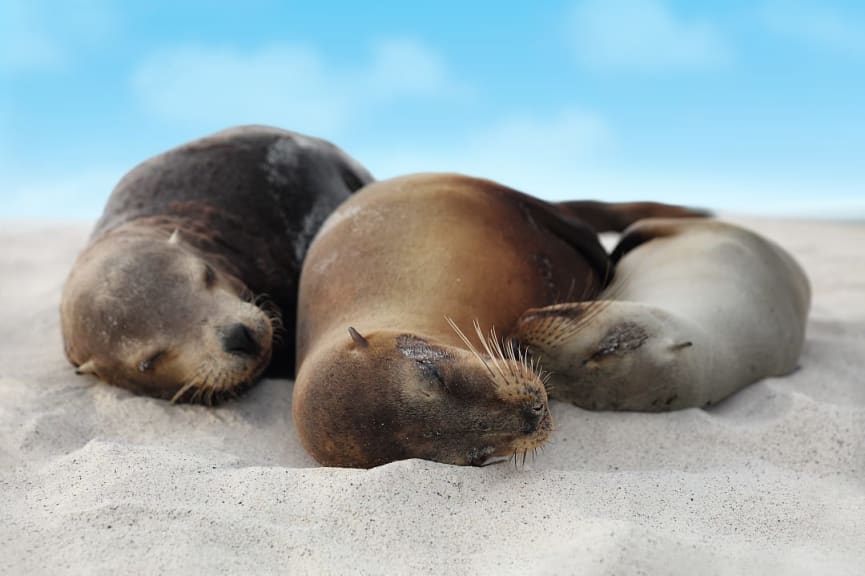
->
520, 401, 549, 435
220, 322, 261, 357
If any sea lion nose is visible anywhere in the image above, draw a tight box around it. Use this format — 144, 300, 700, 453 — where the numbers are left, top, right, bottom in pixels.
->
521, 402, 547, 434
221, 323, 260, 357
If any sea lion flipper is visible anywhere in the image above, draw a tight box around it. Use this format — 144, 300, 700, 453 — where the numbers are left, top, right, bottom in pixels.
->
609, 218, 695, 263
555, 200, 711, 233
519, 199, 612, 286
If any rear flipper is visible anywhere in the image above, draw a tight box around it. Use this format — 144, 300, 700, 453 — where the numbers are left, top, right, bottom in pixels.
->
556, 201, 711, 233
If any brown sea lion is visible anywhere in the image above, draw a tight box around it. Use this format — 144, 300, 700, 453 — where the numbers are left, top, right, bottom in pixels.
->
515, 218, 811, 410
292, 173, 705, 467
61, 125, 373, 403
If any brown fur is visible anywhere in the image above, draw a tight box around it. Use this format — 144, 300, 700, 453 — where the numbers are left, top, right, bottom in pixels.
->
293, 173, 611, 467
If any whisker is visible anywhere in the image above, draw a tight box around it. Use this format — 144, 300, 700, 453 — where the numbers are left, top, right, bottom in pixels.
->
446, 317, 497, 381
171, 380, 197, 404
474, 321, 509, 384
489, 326, 518, 381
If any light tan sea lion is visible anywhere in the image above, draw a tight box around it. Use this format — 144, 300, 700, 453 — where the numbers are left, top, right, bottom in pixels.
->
292, 173, 706, 467
61, 125, 373, 403
516, 218, 811, 410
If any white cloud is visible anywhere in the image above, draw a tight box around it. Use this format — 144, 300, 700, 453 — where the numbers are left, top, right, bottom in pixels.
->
0, 0, 64, 72
363, 39, 451, 99
363, 107, 614, 197
0, 0, 117, 74
466, 110, 612, 168
762, 1, 865, 55
362, 107, 864, 218
569, 0, 732, 72
132, 38, 461, 139
0, 107, 612, 219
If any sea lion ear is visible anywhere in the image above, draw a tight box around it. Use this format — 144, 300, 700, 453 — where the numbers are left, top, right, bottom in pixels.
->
168, 229, 181, 245
348, 326, 369, 349
75, 360, 97, 376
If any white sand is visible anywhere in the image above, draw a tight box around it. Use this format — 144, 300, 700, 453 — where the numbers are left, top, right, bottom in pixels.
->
1, 218, 863, 575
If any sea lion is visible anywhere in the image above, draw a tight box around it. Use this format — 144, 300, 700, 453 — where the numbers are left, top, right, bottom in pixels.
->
292, 173, 705, 467
515, 218, 811, 410
61, 125, 373, 403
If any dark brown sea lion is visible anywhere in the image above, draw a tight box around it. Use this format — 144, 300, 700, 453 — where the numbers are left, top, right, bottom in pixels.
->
292, 173, 705, 468
61, 125, 373, 403
515, 218, 811, 410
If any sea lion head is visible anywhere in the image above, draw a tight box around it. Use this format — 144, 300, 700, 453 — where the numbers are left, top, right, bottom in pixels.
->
515, 301, 695, 410
292, 325, 553, 468
61, 228, 274, 403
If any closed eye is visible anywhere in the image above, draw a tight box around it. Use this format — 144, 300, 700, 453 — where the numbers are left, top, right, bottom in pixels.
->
138, 350, 166, 373
416, 360, 447, 389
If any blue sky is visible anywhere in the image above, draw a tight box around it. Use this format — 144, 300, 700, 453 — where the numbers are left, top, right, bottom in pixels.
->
2, 0, 864, 219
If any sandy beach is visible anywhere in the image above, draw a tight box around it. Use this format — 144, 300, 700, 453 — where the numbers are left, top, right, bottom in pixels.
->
1, 217, 863, 575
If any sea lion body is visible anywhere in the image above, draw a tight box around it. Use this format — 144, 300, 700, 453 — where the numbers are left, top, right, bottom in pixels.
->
516, 218, 811, 410
293, 173, 614, 467
61, 125, 373, 402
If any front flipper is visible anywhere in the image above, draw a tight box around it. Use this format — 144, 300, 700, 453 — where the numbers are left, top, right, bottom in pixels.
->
517, 197, 613, 288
